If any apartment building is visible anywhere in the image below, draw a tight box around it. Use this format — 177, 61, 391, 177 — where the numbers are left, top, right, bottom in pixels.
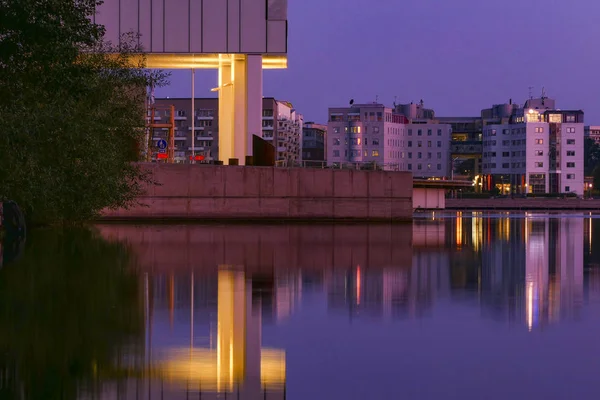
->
302, 122, 327, 163
482, 96, 585, 195
265, 100, 303, 163
151, 97, 302, 163
327, 103, 453, 178
404, 123, 453, 178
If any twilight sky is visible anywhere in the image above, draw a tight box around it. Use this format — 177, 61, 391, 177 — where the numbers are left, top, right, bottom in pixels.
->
156, 0, 600, 124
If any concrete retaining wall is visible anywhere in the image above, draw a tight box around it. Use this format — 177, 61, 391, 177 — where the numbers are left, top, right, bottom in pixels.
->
102, 164, 413, 221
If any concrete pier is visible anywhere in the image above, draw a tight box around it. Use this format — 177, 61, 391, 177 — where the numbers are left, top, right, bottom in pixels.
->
101, 164, 413, 221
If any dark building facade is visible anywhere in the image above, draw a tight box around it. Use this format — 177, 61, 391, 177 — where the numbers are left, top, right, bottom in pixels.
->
301, 122, 327, 163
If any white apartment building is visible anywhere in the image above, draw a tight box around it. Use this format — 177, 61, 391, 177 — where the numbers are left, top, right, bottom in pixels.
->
269, 100, 303, 163
327, 103, 452, 178
482, 100, 584, 195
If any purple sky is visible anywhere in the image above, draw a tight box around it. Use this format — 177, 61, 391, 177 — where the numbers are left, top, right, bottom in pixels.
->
156, 0, 600, 124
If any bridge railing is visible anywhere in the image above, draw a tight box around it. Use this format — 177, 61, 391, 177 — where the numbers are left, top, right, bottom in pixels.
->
274, 160, 402, 171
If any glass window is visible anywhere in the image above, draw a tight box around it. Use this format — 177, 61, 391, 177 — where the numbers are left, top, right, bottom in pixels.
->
372, 150, 379, 157
333, 138, 341, 145
333, 150, 340, 157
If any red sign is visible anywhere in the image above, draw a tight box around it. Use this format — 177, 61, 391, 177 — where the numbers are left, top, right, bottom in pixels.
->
157, 153, 168, 159
195, 155, 205, 161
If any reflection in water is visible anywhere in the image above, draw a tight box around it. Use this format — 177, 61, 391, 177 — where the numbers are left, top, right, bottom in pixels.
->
0, 229, 142, 400
2, 216, 599, 399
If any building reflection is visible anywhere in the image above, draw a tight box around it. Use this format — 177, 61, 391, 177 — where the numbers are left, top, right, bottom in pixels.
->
93, 216, 594, 396
95, 224, 413, 398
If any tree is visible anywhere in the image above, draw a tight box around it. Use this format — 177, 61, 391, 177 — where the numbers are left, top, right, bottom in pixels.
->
0, 0, 168, 224
585, 137, 600, 176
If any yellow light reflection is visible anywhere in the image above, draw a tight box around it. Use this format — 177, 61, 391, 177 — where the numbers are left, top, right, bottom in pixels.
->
471, 212, 482, 251
456, 212, 463, 247
356, 266, 361, 305
151, 269, 285, 392
526, 282, 533, 332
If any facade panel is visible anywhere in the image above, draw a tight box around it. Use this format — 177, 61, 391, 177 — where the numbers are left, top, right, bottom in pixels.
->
164, 0, 190, 52
120, 0, 139, 39
138, 0, 153, 50
150, 0, 165, 52
202, 0, 228, 52
240, 0, 267, 53
267, 0, 288, 20
227, 0, 241, 53
95, 1, 120, 44
189, 0, 203, 52
266, 20, 287, 53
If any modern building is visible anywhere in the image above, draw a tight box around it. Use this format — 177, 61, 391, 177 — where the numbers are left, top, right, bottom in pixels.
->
404, 123, 453, 178
326, 103, 453, 178
438, 116, 483, 178
302, 122, 327, 163
96, 0, 289, 165
584, 125, 600, 144
269, 100, 303, 164
151, 97, 302, 163
481, 96, 585, 195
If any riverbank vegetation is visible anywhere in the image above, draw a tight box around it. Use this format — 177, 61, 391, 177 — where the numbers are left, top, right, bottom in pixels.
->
0, 0, 167, 225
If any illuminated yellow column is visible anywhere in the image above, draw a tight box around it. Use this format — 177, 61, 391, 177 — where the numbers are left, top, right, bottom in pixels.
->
218, 54, 263, 165
218, 57, 234, 164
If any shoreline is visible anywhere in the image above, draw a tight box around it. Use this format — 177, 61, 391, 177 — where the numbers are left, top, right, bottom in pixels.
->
445, 198, 600, 211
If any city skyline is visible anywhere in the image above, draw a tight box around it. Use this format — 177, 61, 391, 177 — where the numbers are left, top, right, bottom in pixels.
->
155, 0, 600, 124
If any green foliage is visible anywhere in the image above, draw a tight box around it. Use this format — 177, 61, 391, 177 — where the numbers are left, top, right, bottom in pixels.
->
585, 137, 600, 176
0, 0, 168, 224
0, 228, 143, 399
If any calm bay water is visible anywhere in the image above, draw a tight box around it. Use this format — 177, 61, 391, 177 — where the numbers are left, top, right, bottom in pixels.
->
1, 213, 600, 399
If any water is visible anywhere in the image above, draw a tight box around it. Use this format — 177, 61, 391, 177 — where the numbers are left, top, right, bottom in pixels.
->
2, 213, 600, 399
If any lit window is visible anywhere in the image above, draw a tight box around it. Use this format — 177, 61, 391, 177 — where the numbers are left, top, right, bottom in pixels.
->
372, 150, 379, 157
535, 139, 544, 145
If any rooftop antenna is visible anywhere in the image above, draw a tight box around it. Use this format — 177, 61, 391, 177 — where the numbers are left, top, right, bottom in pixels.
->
375, 95, 379, 104
393, 96, 397, 108
528, 86, 534, 100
